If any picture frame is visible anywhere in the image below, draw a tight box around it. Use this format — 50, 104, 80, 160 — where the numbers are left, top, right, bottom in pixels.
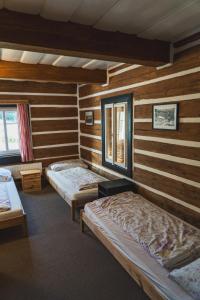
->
85, 111, 94, 126
152, 103, 178, 130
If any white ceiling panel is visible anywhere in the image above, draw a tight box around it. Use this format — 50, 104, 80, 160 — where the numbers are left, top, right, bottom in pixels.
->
41, 0, 82, 21
84, 60, 111, 70
39, 54, 60, 65
4, 0, 44, 14
95, 0, 186, 35
52, 56, 79, 67
1, 49, 23, 61
71, 58, 91, 68
20, 51, 44, 64
139, 0, 200, 41
70, 0, 119, 25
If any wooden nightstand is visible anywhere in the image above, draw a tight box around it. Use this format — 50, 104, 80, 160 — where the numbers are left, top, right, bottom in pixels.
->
20, 169, 42, 192
98, 178, 137, 198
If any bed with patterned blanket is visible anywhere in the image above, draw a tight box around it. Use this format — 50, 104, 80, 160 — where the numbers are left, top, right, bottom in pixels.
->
0, 179, 27, 235
46, 159, 107, 220
81, 191, 200, 300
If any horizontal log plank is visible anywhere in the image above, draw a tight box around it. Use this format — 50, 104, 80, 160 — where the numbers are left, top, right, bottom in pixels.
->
34, 145, 78, 159
32, 132, 78, 147
31, 119, 78, 132
0, 79, 77, 94
134, 167, 199, 208
135, 153, 199, 183
135, 99, 200, 118
134, 123, 200, 141
80, 136, 102, 151
80, 148, 102, 165
134, 139, 200, 161
29, 96, 77, 105
31, 107, 78, 118
0, 60, 107, 84
80, 123, 101, 136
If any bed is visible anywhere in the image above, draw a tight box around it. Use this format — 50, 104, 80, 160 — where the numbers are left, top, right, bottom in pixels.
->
81, 191, 200, 300
0, 179, 27, 236
46, 159, 107, 220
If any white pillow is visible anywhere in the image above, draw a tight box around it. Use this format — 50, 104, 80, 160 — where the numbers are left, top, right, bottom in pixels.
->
169, 258, 200, 300
0, 168, 12, 182
49, 159, 88, 172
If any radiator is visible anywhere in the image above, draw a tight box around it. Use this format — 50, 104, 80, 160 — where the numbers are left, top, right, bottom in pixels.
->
4, 162, 42, 179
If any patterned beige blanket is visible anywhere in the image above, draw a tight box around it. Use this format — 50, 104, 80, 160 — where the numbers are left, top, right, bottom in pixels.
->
59, 167, 107, 191
97, 191, 200, 270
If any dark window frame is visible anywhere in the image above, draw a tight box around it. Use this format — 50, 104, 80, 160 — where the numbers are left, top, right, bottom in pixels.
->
101, 93, 133, 178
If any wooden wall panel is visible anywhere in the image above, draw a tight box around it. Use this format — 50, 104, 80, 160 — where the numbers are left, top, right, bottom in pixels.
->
134, 123, 200, 141
80, 148, 101, 165
80, 123, 101, 136
32, 119, 78, 132
34, 145, 78, 159
134, 153, 199, 183
134, 139, 200, 161
135, 99, 200, 118
134, 167, 199, 208
80, 136, 102, 151
33, 132, 78, 147
79, 44, 200, 224
0, 80, 76, 94
0, 81, 78, 167
31, 107, 78, 118
29, 96, 77, 105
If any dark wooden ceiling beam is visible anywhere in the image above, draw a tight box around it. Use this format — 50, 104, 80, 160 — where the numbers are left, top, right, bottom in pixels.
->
0, 9, 170, 67
0, 60, 107, 84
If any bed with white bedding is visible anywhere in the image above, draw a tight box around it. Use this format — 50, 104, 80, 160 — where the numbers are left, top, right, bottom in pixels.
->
46, 159, 107, 220
0, 179, 27, 235
81, 191, 200, 300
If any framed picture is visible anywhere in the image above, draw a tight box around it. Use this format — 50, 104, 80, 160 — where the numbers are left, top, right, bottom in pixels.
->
153, 103, 178, 130
85, 111, 94, 125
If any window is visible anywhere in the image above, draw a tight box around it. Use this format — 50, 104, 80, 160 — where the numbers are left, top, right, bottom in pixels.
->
101, 94, 132, 177
0, 106, 20, 155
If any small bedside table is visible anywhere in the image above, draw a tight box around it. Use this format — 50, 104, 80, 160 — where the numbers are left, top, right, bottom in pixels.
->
98, 178, 137, 198
20, 169, 42, 192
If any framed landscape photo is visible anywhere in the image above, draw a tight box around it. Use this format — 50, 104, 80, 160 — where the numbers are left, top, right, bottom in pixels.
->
85, 111, 94, 125
153, 103, 178, 130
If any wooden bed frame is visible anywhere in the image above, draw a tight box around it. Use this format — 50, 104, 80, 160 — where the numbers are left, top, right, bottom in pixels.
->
80, 210, 165, 300
0, 213, 28, 237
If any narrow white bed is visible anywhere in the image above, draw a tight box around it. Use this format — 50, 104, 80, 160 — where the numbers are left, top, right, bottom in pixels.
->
0, 178, 27, 235
82, 192, 200, 300
0, 179, 24, 221
46, 159, 107, 220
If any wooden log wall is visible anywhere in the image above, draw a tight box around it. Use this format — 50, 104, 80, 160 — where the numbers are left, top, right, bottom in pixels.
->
0, 82, 79, 167
78, 40, 200, 227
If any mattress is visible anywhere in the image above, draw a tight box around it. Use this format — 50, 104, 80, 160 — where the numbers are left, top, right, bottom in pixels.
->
46, 168, 101, 206
0, 179, 24, 221
84, 201, 194, 300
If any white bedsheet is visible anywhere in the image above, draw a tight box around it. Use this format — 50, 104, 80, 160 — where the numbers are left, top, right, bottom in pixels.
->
0, 179, 24, 221
46, 168, 105, 206
84, 201, 194, 300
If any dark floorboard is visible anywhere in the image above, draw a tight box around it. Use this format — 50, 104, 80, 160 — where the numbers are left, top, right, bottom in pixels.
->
0, 185, 149, 300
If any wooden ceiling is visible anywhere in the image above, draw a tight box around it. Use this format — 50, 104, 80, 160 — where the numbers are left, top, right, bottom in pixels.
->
0, 0, 198, 83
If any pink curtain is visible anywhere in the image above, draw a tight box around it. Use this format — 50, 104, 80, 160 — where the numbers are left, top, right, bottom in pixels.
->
17, 104, 34, 162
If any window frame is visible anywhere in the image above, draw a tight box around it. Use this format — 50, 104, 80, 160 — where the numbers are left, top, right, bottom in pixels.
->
101, 94, 133, 178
